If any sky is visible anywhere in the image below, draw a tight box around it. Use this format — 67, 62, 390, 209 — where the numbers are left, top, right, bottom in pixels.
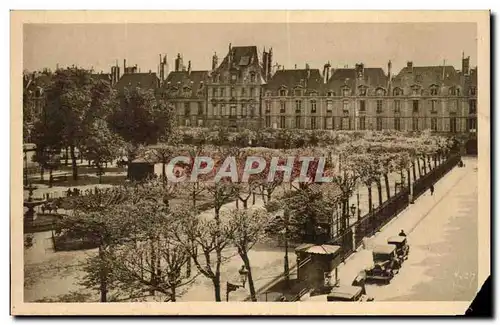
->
23, 23, 477, 75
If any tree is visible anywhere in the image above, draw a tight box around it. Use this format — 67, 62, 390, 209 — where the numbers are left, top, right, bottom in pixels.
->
110, 196, 195, 302
82, 119, 124, 183
172, 206, 234, 302
109, 87, 175, 158
57, 187, 133, 302
225, 207, 272, 301
44, 67, 96, 181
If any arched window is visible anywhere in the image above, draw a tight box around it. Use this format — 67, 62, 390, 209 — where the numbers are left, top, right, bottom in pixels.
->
376, 88, 386, 96
393, 87, 403, 96
250, 72, 256, 83
342, 87, 350, 97
430, 85, 439, 96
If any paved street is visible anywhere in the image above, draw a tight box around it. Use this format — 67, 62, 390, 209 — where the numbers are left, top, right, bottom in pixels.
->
304, 157, 478, 302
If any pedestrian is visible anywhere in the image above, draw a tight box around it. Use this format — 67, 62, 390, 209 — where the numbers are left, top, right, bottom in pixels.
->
430, 184, 435, 196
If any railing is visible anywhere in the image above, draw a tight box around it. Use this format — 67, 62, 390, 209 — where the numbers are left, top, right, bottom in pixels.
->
313, 154, 460, 265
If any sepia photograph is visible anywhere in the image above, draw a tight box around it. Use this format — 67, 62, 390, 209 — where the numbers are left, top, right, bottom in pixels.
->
11, 10, 490, 316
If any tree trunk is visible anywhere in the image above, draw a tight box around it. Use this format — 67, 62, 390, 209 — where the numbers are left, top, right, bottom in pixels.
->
367, 184, 373, 213
252, 192, 256, 205
376, 179, 383, 207
241, 253, 257, 301
428, 156, 432, 171
434, 155, 438, 168
212, 277, 222, 302
98, 165, 103, 184
422, 158, 427, 174
149, 239, 157, 296
70, 145, 78, 181
49, 168, 53, 188
65, 147, 69, 166
416, 159, 422, 178
170, 285, 176, 302
99, 245, 108, 302
412, 162, 417, 181
162, 161, 166, 183
384, 173, 391, 200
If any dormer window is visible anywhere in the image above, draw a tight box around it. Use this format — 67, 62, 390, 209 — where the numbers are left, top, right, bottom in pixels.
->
342, 88, 350, 97
393, 88, 403, 96
212, 74, 218, 83
358, 86, 367, 96
250, 72, 256, 83
231, 74, 237, 82
265, 91, 272, 97
376, 88, 386, 96
470, 87, 476, 96
327, 91, 334, 97
183, 86, 190, 93
279, 89, 287, 96
430, 85, 439, 96
294, 89, 302, 96
449, 87, 457, 96
309, 91, 318, 97
411, 85, 421, 96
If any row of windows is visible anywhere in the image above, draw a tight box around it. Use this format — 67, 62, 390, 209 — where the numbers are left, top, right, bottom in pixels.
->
270, 86, 476, 97
212, 72, 258, 84
263, 116, 477, 132
211, 104, 257, 117
211, 87, 258, 98
264, 99, 477, 114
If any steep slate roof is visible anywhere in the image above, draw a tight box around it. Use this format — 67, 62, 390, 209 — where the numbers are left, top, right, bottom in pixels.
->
326, 67, 388, 95
115, 73, 160, 91
392, 65, 460, 88
264, 69, 323, 94
217, 46, 259, 71
163, 70, 208, 99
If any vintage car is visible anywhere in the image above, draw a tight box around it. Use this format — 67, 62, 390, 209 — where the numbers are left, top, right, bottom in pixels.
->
387, 235, 410, 261
327, 285, 374, 302
364, 244, 400, 284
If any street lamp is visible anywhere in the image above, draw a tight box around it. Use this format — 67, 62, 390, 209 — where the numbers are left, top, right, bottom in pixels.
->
226, 266, 249, 302
238, 265, 249, 288
350, 204, 356, 218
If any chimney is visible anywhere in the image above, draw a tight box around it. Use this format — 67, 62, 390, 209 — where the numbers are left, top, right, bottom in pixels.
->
442, 60, 446, 80
387, 60, 392, 79
407, 61, 413, 72
262, 49, 268, 80
462, 53, 470, 76
355, 63, 364, 78
267, 48, 273, 80
124, 59, 126, 74
188, 60, 192, 74
212, 52, 218, 70
323, 62, 330, 84
175, 53, 183, 72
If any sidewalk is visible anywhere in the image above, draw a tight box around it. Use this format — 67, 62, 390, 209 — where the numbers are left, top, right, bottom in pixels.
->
302, 162, 469, 301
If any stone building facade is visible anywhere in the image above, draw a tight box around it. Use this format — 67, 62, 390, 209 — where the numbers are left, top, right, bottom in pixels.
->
162, 54, 208, 127
205, 45, 271, 129
261, 54, 477, 135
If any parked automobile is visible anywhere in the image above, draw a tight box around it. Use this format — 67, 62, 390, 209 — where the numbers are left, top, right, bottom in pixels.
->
387, 235, 410, 261
364, 244, 400, 284
327, 285, 374, 302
